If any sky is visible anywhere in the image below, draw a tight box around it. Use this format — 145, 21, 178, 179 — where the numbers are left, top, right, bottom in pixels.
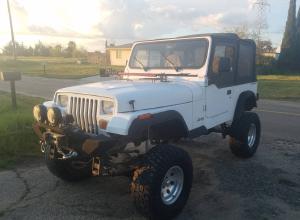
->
0, 0, 299, 52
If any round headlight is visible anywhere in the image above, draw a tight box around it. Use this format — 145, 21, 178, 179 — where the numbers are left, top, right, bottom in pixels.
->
101, 100, 114, 115
57, 95, 69, 108
33, 105, 47, 123
47, 107, 62, 127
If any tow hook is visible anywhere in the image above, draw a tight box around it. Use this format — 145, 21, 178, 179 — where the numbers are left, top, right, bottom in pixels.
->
56, 144, 79, 160
61, 151, 78, 160
40, 139, 78, 160
40, 140, 47, 153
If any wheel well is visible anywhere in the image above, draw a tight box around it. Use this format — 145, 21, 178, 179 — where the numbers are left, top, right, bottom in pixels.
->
233, 91, 257, 121
128, 110, 189, 142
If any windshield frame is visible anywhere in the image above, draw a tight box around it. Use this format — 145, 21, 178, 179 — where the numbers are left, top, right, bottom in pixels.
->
128, 38, 209, 71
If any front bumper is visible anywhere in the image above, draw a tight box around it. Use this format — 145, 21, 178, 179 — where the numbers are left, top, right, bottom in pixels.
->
33, 122, 117, 157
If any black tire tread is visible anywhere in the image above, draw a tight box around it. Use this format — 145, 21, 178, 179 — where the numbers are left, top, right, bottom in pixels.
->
230, 112, 261, 158
131, 145, 193, 220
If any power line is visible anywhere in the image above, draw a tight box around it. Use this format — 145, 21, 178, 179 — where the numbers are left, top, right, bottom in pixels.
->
253, 0, 271, 64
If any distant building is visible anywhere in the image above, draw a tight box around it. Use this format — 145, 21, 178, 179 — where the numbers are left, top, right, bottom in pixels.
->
107, 43, 132, 66
261, 52, 280, 60
261, 47, 281, 61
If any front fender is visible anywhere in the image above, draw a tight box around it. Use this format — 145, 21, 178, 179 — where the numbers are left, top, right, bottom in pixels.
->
233, 91, 257, 121
107, 110, 188, 141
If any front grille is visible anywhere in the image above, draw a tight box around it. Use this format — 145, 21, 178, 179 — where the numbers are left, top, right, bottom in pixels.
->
70, 96, 99, 134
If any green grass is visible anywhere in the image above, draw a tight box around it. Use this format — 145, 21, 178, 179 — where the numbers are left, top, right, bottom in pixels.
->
0, 92, 44, 169
258, 75, 300, 81
0, 56, 124, 79
258, 75, 300, 102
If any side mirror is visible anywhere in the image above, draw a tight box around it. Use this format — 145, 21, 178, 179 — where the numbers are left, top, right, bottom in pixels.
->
218, 57, 231, 73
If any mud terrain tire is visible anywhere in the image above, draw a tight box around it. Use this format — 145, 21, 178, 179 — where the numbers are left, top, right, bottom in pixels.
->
230, 112, 261, 158
131, 144, 193, 220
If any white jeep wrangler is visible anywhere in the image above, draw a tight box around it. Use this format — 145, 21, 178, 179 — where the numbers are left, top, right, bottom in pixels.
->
33, 33, 260, 219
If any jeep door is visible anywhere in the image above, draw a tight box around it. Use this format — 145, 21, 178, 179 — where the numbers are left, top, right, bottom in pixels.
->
205, 38, 237, 128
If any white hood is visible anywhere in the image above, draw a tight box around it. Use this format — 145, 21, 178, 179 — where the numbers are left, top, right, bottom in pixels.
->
57, 80, 194, 113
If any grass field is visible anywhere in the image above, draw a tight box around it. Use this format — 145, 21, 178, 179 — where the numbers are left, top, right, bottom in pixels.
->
257, 75, 300, 81
0, 56, 124, 79
0, 92, 43, 169
258, 75, 300, 102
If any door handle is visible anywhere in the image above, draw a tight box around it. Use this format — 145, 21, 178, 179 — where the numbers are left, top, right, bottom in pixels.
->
227, 90, 232, 95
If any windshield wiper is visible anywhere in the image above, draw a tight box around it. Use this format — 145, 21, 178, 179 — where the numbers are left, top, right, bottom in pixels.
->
133, 56, 148, 71
161, 54, 181, 72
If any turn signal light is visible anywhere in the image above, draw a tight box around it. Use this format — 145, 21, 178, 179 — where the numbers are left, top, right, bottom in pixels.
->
138, 113, 152, 120
99, 119, 108, 129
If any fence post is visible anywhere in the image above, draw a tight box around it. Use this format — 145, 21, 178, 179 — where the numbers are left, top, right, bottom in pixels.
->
10, 80, 17, 109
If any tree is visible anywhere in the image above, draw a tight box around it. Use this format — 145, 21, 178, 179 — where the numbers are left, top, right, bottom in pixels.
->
54, 44, 62, 56
225, 24, 252, 39
298, 5, 300, 28
27, 46, 34, 56
296, 5, 300, 69
1, 40, 87, 58
278, 0, 297, 70
65, 41, 77, 57
3, 41, 14, 55
49, 44, 63, 57
34, 41, 50, 56
260, 40, 275, 53
225, 24, 271, 56
3, 41, 30, 56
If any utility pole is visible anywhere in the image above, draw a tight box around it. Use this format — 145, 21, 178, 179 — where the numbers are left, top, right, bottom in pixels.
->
254, 0, 270, 36
253, 0, 270, 64
7, 0, 16, 60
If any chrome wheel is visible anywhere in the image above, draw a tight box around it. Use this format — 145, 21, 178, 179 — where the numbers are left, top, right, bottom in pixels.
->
161, 165, 184, 205
248, 123, 256, 148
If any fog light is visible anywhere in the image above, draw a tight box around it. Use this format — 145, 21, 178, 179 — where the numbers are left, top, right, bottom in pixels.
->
47, 107, 62, 127
33, 104, 47, 123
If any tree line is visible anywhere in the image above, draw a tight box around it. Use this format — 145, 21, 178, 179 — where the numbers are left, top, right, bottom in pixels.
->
1, 41, 88, 58
225, 24, 276, 65
278, 0, 300, 71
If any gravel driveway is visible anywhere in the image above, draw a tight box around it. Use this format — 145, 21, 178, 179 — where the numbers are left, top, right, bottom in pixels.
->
1, 107, 300, 219
0, 76, 299, 219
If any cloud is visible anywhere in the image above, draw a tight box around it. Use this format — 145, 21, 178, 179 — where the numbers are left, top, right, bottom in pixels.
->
27, 25, 103, 39
95, 0, 256, 41
0, 0, 284, 50
193, 13, 225, 28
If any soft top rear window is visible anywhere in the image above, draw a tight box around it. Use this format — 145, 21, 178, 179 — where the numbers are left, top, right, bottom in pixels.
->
129, 39, 209, 70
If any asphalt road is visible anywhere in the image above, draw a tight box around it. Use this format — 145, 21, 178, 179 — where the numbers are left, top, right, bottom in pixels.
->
0, 76, 300, 219
0, 75, 114, 99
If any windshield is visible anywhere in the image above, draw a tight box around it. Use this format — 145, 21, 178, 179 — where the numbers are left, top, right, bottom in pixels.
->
129, 39, 209, 70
